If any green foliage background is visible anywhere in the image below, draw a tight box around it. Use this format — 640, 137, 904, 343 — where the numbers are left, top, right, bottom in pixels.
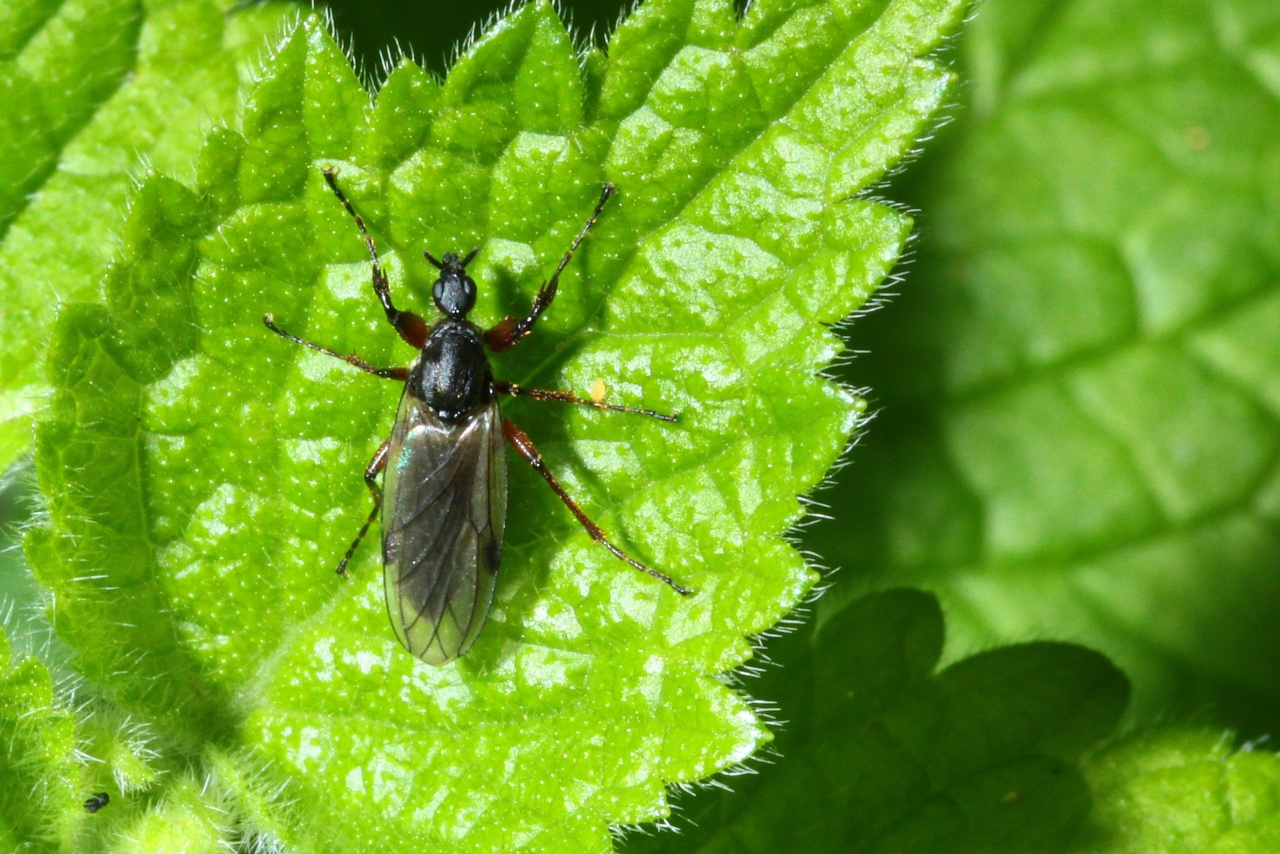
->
2, 0, 1280, 851
805, 0, 1280, 744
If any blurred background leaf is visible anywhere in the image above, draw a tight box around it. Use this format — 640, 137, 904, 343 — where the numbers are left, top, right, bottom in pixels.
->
801, 0, 1280, 740
1073, 728, 1280, 853
624, 588, 1131, 854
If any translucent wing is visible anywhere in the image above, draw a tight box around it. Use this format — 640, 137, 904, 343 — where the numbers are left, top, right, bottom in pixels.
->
380, 395, 507, 665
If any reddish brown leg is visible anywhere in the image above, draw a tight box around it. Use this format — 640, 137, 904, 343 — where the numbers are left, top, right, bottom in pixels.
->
323, 167, 430, 349
494, 380, 676, 422
336, 438, 390, 575
502, 419, 692, 595
264, 315, 409, 381
485, 183, 616, 352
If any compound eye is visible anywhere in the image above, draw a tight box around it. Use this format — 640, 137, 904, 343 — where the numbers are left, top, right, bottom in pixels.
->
433, 272, 477, 316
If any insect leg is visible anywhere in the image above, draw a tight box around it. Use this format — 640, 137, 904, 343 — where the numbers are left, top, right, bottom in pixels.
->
335, 439, 390, 575
485, 183, 616, 352
493, 380, 676, 422
502, 418, 692, 595
323, 167, 431, 349
264, 315, 409, 380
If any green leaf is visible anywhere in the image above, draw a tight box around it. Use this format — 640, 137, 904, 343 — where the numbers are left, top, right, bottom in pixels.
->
806, 0, 1280, 735
1073, 728, 1280, 853
0, 629, 81, 851
0, 626, 169, 852
26, 0, 964, 849
624, 589, 1130, 853
0, 0, 298, 471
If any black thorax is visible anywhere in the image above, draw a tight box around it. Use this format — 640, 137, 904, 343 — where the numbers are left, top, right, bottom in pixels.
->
407, 319, 493, 422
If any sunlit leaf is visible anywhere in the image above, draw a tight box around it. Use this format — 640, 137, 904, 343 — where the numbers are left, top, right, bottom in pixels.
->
0, 0, 297, 469
26, 0, 963, 848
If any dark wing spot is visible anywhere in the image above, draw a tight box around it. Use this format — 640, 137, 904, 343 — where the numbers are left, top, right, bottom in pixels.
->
484, 535, 501, 575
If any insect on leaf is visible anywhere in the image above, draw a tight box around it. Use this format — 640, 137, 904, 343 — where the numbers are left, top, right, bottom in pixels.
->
27, 0, 966, 849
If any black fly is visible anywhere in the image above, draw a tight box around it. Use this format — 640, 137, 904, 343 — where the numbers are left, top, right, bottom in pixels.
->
264, 169, 691, 665
83, 792, 110, 813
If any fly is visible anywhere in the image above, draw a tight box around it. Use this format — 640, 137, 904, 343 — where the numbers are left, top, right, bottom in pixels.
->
264, 168, 691, 665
